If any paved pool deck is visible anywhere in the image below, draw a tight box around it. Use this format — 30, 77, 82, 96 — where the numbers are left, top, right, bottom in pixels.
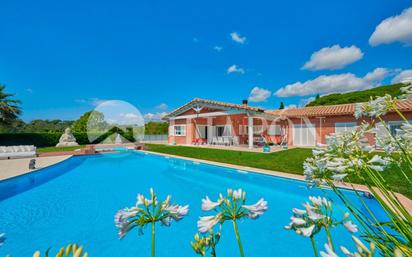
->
0, 155, 71, 180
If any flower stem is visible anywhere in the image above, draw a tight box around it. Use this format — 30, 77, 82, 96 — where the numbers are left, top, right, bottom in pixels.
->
310, 236, 319, 257
324, 227, 334, 251
151, 221, 155, 257
211, 246, 216, 257
232, 219, 245, 257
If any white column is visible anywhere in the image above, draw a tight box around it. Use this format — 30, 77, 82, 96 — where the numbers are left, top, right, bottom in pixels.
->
207, 117, 213, 144
248, 116, 254, 149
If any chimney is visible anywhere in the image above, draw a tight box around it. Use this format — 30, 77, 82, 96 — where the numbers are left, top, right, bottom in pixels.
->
242, 99, 248, 107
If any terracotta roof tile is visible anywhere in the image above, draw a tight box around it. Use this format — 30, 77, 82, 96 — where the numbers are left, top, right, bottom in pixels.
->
164, 98, 265, 118
165, 98, 412, 119
266, 99, 412, 117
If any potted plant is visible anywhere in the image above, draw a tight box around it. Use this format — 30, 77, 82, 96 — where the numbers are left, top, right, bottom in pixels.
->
263, 143, 270, 153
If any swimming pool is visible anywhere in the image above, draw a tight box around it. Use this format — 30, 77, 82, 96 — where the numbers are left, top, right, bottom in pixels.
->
0, 152, 384, 256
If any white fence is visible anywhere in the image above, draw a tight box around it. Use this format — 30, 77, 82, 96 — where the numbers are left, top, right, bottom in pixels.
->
141, 134, 168, 144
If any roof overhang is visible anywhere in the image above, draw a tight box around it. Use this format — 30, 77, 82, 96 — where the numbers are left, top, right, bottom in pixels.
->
164, 99, 279, 121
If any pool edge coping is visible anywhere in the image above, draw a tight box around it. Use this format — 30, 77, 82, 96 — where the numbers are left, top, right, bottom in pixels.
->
0, 155, 74, 182
141, 150, 412, 215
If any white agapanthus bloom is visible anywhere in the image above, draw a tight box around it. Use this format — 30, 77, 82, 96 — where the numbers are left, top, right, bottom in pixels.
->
201, 196, 222, 211
320, 243, 339, 257
303, 127, 392, 185
198, 188, 268, 257
343, 221, 358, 233
198, 215, 221, 233
285, 196, 331, 238
197, 188, 268, 233
400, 83, 412, 100
285, 196, 357, 244
355, 94, 393, 118
114, 188, 189, 239
339, 236, 379, 257
242, 198, 268, 219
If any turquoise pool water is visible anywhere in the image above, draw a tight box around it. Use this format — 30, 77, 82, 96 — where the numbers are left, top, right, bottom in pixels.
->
0, 152, 384, 256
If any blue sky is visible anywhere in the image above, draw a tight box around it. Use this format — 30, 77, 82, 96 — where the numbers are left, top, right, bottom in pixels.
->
1, 0, 412, 121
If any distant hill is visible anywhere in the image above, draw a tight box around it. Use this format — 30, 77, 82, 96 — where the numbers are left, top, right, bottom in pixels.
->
306, 83, 404, 107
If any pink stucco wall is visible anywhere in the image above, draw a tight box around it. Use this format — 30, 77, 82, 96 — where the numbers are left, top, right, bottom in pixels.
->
168, 110, 412, 147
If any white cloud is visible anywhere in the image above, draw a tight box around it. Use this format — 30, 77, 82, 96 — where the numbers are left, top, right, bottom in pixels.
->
275, 68, 392, 97
230, 32, 247, 44
144, 112, 167, 122
364, 67, 390, 82
214, 46, 223, 52
192, 37, 199, 43
369, 7, 412, 46
391, 69, 412, 83
156, 103, 168, 110
248, 87, 271, 102
25, 88, 33, 93
300, 96, 316, 107
302, 45, 363, 71
286, 104, 297, 109
75, 98, 109, 106
227, 64, 245, 74
120, 113, 140, 121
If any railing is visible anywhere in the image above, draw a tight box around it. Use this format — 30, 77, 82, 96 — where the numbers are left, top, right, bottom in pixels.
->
141, 134, 168, 144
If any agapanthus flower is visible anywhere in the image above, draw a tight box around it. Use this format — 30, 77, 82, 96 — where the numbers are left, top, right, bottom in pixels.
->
198, 215, 222, 233
339, 236, 377, 257
197, 188, 268, 233
198, 189, 267, 257
320, 243, 339, 257
191, 230, 221, 257
232, 188, 245, 200
202, 196, 222, 211
303, 127, 392, 185
344, 221, 358, 233
285, 196, 356, 241
242, 198, 268, 219
399, 83, 412, 100
354, 95, 393, 118
114, 188, 189, 257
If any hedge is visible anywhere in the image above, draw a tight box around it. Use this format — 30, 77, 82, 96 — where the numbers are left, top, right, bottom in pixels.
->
0, 131, 136, 147
0, 133, 91, 147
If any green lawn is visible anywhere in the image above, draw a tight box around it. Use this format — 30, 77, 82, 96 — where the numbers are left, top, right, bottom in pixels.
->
37, 145, 85, 153
145, 144, 412, 199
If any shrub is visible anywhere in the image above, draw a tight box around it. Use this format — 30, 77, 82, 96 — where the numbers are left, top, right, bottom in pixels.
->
0, 133, 90, 147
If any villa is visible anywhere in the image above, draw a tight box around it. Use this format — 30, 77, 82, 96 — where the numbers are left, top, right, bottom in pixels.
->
164, 98, 412, 149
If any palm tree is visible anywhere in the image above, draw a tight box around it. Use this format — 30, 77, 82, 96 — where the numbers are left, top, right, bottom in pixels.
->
0, 84, 21, 123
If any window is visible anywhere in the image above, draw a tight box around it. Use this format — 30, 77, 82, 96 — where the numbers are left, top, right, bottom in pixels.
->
335, 122, 357, 133
388, 121, 403, 137
268, 125, 281, 135
253, 125, 263, 135
174, 125, 186, 136
216, 126, 224, 137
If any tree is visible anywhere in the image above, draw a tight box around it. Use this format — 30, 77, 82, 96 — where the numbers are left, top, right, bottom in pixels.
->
315, 94, 320, 101
72, 111, 105, 133
0, 84, 22, 124
72, 111, 93, 132
279, 101, 285, 110
145, 122, 168, 134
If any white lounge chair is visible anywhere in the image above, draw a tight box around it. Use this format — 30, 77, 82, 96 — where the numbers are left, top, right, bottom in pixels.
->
232, 136, 239, 146
217, 137, 224, 145
211, 137, 218, 145
0, 145, 36, 160
223, 137, 230, 146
